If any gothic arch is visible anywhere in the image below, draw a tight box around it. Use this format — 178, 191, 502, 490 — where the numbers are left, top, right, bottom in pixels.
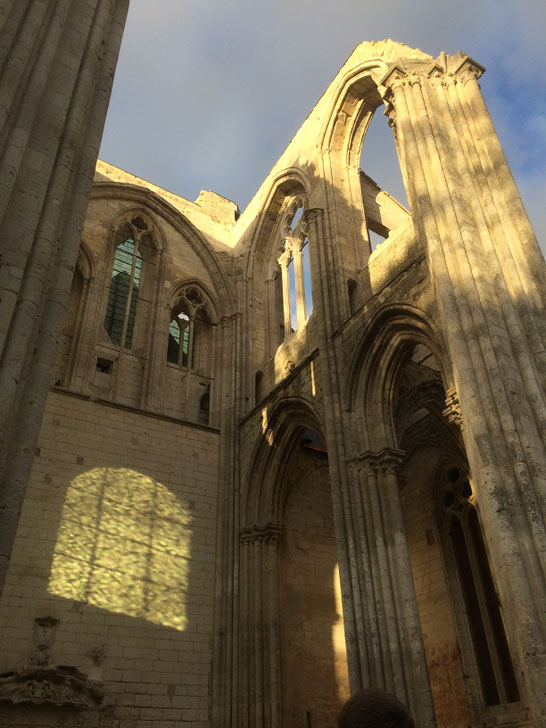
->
242, 395, 325, 528
243, 168, 311, 282
346, 304, 447, 451
239, 395, 349, 726
318, 43, 433, 165
91, 182, 235, 317
75, 239, 95, 281
169, 278, 219, 323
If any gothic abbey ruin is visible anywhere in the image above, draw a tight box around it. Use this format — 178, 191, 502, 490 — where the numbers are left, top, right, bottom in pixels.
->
0, 3, 545, 727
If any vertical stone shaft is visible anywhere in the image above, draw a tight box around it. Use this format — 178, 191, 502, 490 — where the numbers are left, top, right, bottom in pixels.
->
0, 0, 130, 592
279, 249, 292, 335
384, 57, 546, 724
303, 209, 364, 691
292, 243, 307, 326
355, 452, 435, 727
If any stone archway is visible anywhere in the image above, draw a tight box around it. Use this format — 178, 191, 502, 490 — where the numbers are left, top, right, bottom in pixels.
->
238, 399, 349, 727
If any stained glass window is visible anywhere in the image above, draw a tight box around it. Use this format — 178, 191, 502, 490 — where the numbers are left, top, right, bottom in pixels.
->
104, 237, 142, 348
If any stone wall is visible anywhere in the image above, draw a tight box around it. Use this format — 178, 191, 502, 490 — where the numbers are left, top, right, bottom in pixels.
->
282, 447, 350, 727
0, 391, 219, 728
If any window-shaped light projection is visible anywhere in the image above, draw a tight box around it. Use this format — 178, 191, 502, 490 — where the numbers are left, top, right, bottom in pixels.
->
49, 468, 192, 631
103, 217, 156, 349
439, 467, 520, 706
277, 198, 312, 339
167, 285, 215, 374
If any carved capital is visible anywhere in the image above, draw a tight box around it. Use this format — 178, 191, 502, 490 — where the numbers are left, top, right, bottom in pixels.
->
443, 386, 463, 430
376, 448, 406, 476
277, 248, 291, 268
302, 208, 323, 226
381, 64, 408, 91
240, 523, 284, 546
451, 56, 485, 85
351, 451, 379, 479
351, 448, 404, 477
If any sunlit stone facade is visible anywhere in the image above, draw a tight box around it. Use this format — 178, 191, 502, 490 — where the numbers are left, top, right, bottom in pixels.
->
0, 12, 544, 728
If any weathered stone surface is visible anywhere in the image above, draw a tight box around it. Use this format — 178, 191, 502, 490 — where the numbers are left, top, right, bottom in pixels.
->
0, 27, 544, 728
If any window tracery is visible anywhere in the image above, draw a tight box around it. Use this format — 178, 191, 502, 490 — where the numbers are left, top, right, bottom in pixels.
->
276, 198, 313, 338
167, 285, 214, 374
103, 216, 157, 350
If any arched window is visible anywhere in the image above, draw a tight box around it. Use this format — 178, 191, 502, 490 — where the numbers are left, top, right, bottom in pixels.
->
276, 198, 313, 340
167, 285, 215, 375
103, 216, 156, 350
198, 390, 210, 425
438, 466, 520, 706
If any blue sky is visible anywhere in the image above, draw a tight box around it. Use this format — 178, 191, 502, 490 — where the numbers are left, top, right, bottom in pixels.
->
100, 0, 546, 251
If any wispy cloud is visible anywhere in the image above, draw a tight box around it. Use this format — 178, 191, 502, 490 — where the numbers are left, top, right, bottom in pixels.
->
100, 0, 545, 251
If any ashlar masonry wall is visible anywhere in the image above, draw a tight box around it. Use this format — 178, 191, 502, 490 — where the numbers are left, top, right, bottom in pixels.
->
0, 390, 219, 728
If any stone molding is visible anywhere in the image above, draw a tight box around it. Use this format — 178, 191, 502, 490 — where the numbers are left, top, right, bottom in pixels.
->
302, 208, 324, 225
0, 666, 105, 709
443, 386, 463, 430
352, 448, 406, 477
239, 523, 284, 546
380, 53, 485, 127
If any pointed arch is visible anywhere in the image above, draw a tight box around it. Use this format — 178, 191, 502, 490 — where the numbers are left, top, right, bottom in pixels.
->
243, 168, 311, 282
91, 182, 235, 317
75, 239, 95, 281
242, 395, 325, 528
345, 304, 447, 450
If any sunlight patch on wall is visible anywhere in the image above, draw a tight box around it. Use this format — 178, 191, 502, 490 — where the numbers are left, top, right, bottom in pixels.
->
332, 563, 350, 702
49, 468, 191, 630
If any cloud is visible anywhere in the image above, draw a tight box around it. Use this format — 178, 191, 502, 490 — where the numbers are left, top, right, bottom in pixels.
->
100, 0, 545, 254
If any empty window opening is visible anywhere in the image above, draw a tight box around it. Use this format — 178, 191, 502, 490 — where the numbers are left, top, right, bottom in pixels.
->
368, 228, 387, 252
198, 390, 210, 425
96, 357, 113, 374
360, 108, 408, 209
290, 203, 304, 229
302, 239, 313, 316
288, 254, 297, 332
275, 197, 313, 342
440, 468, 520, 706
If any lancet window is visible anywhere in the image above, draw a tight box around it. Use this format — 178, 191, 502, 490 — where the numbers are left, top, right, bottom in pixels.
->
438, 466, 520, 706
103, 216, 157, 350
167, 285, 214, 374
276, 198, 313, 337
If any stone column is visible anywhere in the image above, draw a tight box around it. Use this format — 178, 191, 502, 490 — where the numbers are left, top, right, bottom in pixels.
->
303, 207, 364, 691
382, 54, 546, 724
278, 247, 292, 337
292, 239, 307, 327
238, 523, 283, 727
0, 0, 130, 593
350, 450, 435, 728
141, 248, 167, 412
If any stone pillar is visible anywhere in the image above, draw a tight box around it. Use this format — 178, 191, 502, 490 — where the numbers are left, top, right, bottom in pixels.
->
141, 248, 167, 411
238, 523, 283, 728
292, 240, 307, 327
0, 0, 130, 593
302, 207, 364, 692
278, 247, 292, 336
382, 53, 546, 724
350, 450, 435, 727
